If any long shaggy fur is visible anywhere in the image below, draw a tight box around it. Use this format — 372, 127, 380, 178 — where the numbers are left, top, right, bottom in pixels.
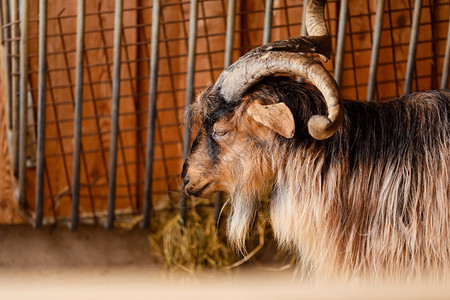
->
231, 79, 450, 280
186, 76, 450, 281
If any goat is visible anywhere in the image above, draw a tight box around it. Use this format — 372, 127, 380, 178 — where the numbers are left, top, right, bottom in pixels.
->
182, 0, 450, 280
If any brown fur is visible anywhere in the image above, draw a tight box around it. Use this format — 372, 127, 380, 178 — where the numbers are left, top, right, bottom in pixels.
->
183, 77, 450, 281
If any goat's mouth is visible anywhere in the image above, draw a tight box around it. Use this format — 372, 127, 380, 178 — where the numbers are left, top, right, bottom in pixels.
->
184, 181, 214, 198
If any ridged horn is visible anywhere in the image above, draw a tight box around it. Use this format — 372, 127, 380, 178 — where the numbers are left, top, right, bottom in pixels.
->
215, 52, 343, 140
305, 0, 331, 62
245, 0, 332, 61
211, 0, 342, 140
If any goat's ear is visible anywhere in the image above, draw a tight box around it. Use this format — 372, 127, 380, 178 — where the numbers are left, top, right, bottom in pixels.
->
247, 102, 295, 138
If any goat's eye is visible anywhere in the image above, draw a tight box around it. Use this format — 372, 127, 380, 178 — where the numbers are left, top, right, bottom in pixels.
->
213, 130, 228, 138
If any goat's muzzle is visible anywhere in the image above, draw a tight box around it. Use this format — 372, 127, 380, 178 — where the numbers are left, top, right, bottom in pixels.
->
182, 159, 214, 198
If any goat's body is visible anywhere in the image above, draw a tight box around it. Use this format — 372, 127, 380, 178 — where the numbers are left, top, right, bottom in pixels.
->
182, 0, 449, 280
184, 74, 450, 280
269, 86, 450, 280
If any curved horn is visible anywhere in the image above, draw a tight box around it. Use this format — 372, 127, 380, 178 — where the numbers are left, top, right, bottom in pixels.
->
210, 0, 341, 139
225, 0, 331, 63
212, 0, 332, 97
215, 52, 343, 140
213, 0, 332, 100
258, 0, 331, 59
306, 0, 328, 36
305, 0, 331, 62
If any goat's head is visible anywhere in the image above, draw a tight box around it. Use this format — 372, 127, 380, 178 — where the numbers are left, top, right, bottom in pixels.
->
182, 0, 343, 248
182, 81, 294, 198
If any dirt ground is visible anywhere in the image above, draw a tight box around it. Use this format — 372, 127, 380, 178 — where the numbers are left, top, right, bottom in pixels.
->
1, 225, 450, 300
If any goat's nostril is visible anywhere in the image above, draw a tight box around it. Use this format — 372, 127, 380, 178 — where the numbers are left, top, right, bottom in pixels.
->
183, 176, 190, 186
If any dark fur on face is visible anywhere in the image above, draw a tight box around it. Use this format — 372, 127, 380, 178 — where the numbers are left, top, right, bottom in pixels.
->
183, 76, 450, 280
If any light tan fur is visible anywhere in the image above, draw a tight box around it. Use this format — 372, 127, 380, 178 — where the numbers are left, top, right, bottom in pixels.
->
184, 84, 450, 282
268, 141, 450, 281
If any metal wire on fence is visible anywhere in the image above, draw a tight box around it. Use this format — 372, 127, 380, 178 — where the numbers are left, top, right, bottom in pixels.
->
0, 0, 448, 229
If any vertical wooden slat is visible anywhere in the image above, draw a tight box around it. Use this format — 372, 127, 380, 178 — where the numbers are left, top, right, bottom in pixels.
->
142, 0, 161, 229
334, 0, 348, 87
70, 0, 86, 230
35, 0, 47, 228
366, 0, 386, 101
224, 0, 236, 67
440, 18, 450, 89
106, 0, 123, 230
180, 0, 199, 224
11, 0, 19, 176
262, 0, 273, 45
1, 0, 12, 130
403, 0, 422, 94
18, 0, 29, 211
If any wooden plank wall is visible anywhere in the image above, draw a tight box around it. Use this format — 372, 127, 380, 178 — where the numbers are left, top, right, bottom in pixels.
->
0, 0, 448, 224
22, 0, 140, 222
0, 61, 21, 223
339, 0, 449, 100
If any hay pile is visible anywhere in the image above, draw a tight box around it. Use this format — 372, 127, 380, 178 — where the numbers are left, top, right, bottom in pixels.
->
148, 198, 266, 272
116, 196, 294, 273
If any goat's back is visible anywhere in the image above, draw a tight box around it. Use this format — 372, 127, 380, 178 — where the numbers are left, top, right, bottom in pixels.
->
271, 87, 450, 280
